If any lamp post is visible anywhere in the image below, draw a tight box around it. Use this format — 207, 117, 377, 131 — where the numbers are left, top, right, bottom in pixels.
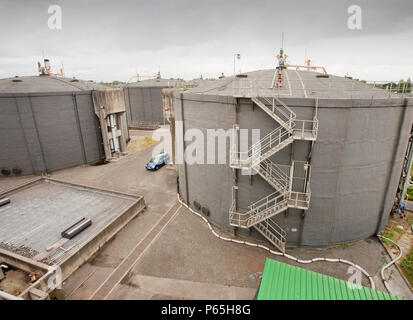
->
233, 53, 240, 77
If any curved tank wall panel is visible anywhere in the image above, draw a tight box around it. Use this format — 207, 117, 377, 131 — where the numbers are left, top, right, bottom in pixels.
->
125, 78, 186, 126
124, 86, 165, 125
0, 91, 104, 175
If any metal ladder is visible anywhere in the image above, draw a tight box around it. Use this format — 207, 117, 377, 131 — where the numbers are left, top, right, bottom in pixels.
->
230, 91, 318, 252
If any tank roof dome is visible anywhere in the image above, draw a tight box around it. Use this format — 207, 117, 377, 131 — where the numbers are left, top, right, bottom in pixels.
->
127, 78, 185, 88
185, 69, 403, 99
0, 75, 108, 93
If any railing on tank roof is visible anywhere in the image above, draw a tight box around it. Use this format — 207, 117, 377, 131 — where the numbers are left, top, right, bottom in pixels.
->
232, 78, 412, 98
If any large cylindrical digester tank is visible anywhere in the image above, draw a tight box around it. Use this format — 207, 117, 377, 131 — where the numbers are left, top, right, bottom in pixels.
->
175, 69, 413, 247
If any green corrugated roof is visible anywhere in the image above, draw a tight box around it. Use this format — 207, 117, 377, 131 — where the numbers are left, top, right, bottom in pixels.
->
255, 258, 403, 300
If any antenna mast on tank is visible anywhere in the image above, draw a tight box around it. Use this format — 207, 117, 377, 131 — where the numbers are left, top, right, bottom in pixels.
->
37, 58, 64, 76
271, 32, 287, 89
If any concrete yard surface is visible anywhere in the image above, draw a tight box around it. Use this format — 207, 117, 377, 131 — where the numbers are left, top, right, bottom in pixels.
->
128, 205, 413, 299
110, 275, 256, 300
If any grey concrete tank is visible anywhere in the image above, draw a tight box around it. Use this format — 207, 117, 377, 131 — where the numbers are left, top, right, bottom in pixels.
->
0, 75, 107, 175
175, 69, 413, 247
124, 78, 184, 127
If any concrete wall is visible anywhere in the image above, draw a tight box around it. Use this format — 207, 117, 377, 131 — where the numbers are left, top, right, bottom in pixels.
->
0, 91, 104, 175
176, 93, 413, 247
124, 86, 165, 125
92, 89, 129, 159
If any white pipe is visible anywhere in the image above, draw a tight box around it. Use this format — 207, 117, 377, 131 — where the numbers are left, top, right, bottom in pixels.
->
177, 194, 376, 290
0, 289, 24, 300
377, 235, 403, 294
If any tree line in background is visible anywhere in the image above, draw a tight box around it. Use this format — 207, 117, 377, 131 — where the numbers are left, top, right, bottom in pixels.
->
355, 78, 412, 93
100, 77, 412, 93
376, 78, 412, 93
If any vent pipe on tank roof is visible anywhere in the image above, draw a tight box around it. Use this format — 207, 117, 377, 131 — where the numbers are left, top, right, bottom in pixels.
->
44, 59, 51, 75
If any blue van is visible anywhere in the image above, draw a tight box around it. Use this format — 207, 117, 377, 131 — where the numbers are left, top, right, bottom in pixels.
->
145, 152, 169, 171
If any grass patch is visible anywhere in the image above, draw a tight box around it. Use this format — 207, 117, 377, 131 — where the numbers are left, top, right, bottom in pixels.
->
49, 289, 66, 300
142, 136, 157, 148
381, 232, 397, 249
401, 249, 413, 287
393, 226, 405, 235
340, 243, 350, 249
380, 252, 389, 268
126, 136, 158, 154
383, 232, 394, 239
408, 186, 413, 201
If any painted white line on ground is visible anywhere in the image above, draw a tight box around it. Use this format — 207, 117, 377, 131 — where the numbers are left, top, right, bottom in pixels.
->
87, 201, 182, 300
103, 204, 182, 300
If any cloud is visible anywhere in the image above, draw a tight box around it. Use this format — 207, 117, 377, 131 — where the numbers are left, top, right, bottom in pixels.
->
0, 0, 412, 81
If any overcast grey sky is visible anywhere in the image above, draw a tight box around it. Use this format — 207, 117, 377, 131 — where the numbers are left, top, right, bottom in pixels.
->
0, 0, 412, 82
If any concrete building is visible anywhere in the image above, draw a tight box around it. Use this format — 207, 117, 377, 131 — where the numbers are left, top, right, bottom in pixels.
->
0, 177, 145, 300
124, 76, 184, 128
174, 67, 413, 250
0, 74, 129, 176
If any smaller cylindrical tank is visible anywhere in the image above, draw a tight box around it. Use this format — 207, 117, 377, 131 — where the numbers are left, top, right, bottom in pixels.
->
124, 78, 184, 128
0, 75, 127, 175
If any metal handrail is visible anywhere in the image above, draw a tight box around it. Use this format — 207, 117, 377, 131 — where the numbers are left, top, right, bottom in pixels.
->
255, 121, 294, 144
232, 78, 412, 96
230, 188, 311, 229
312, 118, 319, 138
229, 200, 252, 227
256, 219, 287, 241
230, 118, 319, 169
256, 96, 296, 126
258, 159, 290, 189
262, 96, 296, 120
292, 119, 319, 139
230, 126, 293, 167
248, 190, 285, 212
247, 198, 289, 227
259, 97, 289, 117
230, 189, 311, 228
288, 191, 311, 208
250, 127, 291, 157
232, 126, 285, 160
235, 80, 293, 109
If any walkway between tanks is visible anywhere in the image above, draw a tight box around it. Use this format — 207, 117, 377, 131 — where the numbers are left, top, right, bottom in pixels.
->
89, 202, 182, 300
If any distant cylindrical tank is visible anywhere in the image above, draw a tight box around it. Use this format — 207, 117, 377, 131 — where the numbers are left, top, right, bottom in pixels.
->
124, 78, 184, 128
175, 69, 413, 248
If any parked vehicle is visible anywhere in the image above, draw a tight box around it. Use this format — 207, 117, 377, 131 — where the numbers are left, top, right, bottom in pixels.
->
145, 152, 169, 171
